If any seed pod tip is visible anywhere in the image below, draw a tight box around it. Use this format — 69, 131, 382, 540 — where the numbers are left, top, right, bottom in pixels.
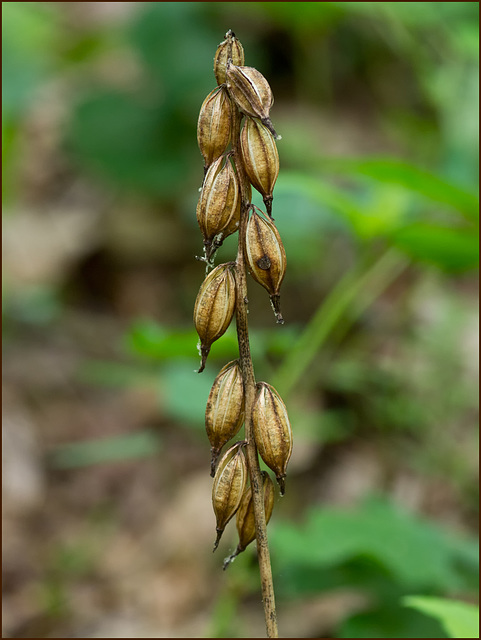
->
270, 294, 284, 325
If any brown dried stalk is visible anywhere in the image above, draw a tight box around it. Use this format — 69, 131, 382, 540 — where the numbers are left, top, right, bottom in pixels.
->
230, 106, 279, 638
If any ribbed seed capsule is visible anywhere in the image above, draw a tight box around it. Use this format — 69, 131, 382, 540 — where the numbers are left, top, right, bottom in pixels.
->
221, 182, 251, 241
214, 29, 245, 85
252, 382, 293, 495
226, 62, 278, 139
197, 86, 232, 174
206, 360, 245, 476
223, 472, 275, 569
212, 441, 247, 551
240, 117, 279, 218
194, 263, 236, 373
245, 208, 286, 324
197, 155, 239, 260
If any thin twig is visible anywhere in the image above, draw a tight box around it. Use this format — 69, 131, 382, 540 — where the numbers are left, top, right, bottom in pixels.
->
231, 107, 279, 638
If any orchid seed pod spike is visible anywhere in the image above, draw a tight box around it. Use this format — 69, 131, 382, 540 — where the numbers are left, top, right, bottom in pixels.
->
197, 86, 233, 172
212, 441, 248, 551
193, 263, 236, 372
226, 63, 279, 139
196, 155, 240, 260
252, 382, 293, 495
206, 360, 245, 476
223, 471, 275, 569
245, 208, 286, 324
214, 30, 245, 86
240, 118, 279, 219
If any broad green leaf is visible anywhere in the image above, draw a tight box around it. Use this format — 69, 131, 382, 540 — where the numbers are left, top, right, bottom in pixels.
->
128, 2, 216, 110
392, 223, 479, 271
339, 603, 448, 639
270, 496, 479, 593
68, 91, 196, 197
403, 596, 480, 639
320, 157, 479, 222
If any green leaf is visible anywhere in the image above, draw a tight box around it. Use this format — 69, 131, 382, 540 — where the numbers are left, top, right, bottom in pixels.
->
321, 157, 479, 222
68, 90, 195, 197
77, 360, 152, 387
276, 172, 364, 238
128, 2, 216, 111
392, 223, 479, 271
50, 430, 161, 468
2, 2, 59, 118
125, 319, 240, 363
403, 596, 480, 639
339, 603, 449, 639
270, 496, 479, 593
158, 360, 216, 429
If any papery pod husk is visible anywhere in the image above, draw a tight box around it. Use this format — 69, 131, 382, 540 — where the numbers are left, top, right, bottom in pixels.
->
252, 382, 292, 495
220, 182, 251, 241
214, 30, 245, 85
208, 182, 252, 259
206, 360, 245, 476
212, 441, 247, 551
193, 263, 236, 373
196, 155, 240, 260
225, 62, 278, 139
245, 208, 286, 324
223, 472, 275, 569
197, 86, 232, 174
240, 117, 279, 218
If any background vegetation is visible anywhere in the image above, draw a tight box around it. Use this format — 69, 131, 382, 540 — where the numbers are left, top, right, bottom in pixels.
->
3, 2, 479, 638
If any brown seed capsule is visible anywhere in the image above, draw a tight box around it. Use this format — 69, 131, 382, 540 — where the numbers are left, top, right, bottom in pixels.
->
223, 472, 275, 569
212, 441, 247, 551
197, 155, 240, 260
206, 360, 245, 476
226, 63, 278, 139
197, 86, 232, 173
220, 182, 251, 242
252, 382, 292, 495
245, 208, 286, 324
240, 117, 279, 218
214, 29, 245, 85
193, 263, 236, 373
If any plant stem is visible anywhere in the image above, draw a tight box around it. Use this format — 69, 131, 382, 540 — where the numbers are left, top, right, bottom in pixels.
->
231, 107, 279, 638
272, 247, 410, 399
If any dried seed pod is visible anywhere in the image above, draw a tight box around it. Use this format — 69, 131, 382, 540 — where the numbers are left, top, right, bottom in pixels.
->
197, 86, 232, 173
223, 472, 275, 569
252, 382, 292, 495
212, 441, 247, 551
194, 263, 236, 373
197, 155, 240, 261
220, 182, 251, 241
240, 117, 279, 218
206, 360, 245, 476
214, 29, 245, 85
245, 208, 286, 324
226, 62, 278, 139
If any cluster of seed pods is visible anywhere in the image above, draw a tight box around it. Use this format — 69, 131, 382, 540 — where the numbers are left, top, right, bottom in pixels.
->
193, 31, 293, 560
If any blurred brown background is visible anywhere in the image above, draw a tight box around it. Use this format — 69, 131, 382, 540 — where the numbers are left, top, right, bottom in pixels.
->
3, 2, 479, 638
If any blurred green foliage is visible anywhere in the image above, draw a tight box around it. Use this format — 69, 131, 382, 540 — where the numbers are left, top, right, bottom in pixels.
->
403, 596, 479, 638
3, 2, 478, 638
269, 495, 478, 638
